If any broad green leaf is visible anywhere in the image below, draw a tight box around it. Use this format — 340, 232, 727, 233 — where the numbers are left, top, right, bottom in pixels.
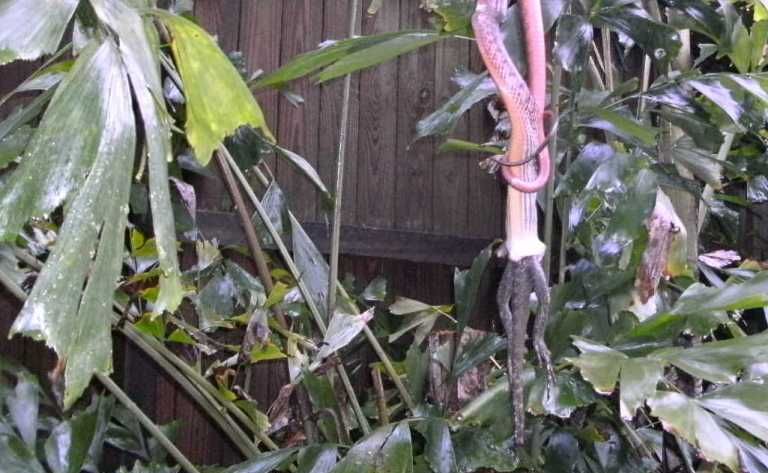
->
689, 78, 744, 126
0, 42, 123, 241
0, 0, 78, 65
664, 0, 724, 41
6, 373, 39, 448
592, 2, 681, 64
670, 271, 768, 316
554, 14, 594, 72
315, 309, 374, 362
618, 358, 663, 420
158, 12, 273, 164
671, 137, 723, 190
0, 125, 33, 170
454, 242, 494, 335
298, 445, 338, 473
527, 370, 597, 418
250, 342, 287, 363
653, 332, 768, 384
362, 276, 388, 302
452, 332, 505, 379
0, 435, 45, 473
568, 337, 627, 394
254, 31, 416, 88
44, 405, 99, 473
224, 448, 299, 473
416, 72, 495, 140
290, 213, 330, 321
389, 297, 435, 315
330, 422, 413, 473
581, 108, 658, 147
648, 391, 739, 471
91, 0, 183, 313
423, 419, 457, 473
452, 428, 520, 473
275, 145, 329, 196
316, 32, 442, 83
0, 88, 54, 143
700, 383, 768, 443
421, 0, 473, 34
9, 40, 136, 409
405, 344, 428, 401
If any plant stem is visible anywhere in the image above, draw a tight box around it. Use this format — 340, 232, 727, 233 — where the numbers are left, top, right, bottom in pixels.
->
327, 0, 361, 321
543, 63, 562, 280
221, 147, 372, 435
97, 374, 202, 473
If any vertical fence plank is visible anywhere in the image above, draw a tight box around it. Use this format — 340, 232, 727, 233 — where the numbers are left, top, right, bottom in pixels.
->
276, 0, 324, 222
357, 4, 400, 229
194, 0, 242, 53
394, 2, 435, 232
467, 47, 504, 238
432, 39, 470, 235
318, 0, 362, 226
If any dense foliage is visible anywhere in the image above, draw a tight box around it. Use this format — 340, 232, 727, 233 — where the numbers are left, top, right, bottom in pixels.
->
2, 0, 768, 472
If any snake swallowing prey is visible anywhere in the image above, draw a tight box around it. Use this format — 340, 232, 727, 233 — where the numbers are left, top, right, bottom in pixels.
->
472, 0, 555, 445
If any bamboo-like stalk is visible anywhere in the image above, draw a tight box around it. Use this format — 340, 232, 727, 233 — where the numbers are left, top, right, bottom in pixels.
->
219, 147, 373, 435
98, 374, 202, 473
543, 63, 562, 280
327, 0, 361, 323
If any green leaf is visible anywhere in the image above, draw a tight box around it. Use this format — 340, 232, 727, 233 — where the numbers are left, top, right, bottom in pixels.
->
157, 12, 273, 164
671, 137, 723, 190
452, 428, 520, 473
0, 435, 45, 473
592, 2, 681, 64
671, 271, 768, 316
298, 445, 338, 473
224, 448, 299, 473
618, 358, 663, 420
581, 108, 658, 147
330, 422, 413, 473
568, 337, 627, 394
416, 72, 495, 140
316, 32, 443, 83
316, 309, 374, 362
250, 342, 287, 363
452, 332, 505, 378
423, 418, 457, 473
91, 0, 184, 314
6, 373, 39, 448
389, 297, 435, 315
689, 78, 744, 126
554, 14, 594, 72
648, 391, 739, 471
0, 0, 78, 65
700, 382, 768, 444
454, 242, 494, 335
9, 40, 136, 409
254, 31, 419, 88
275, 145, 329, 196
167, 329, 195, 345
44, 405, 99, 473
290, 213, 330, 321
0, 125, 33, 170
653, 332, 768, 384
527, 370, 597, 418
421, 0, 473, 34
362, 276, 388, 302
134, 314, 166, 340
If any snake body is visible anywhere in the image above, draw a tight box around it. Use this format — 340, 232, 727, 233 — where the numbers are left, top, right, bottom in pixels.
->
472, 0, 554, 446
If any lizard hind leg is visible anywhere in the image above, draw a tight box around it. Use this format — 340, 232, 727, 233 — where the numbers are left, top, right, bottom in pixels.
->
526, 256, 555, 390
497, 259, 533, 446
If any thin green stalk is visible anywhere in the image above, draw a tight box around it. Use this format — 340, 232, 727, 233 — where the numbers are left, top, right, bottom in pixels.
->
327, 0, 361, 324
221, 146, 372, 434
543, 63, 562, 280
98, 374, 202, 473
224, 148, 416, 412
